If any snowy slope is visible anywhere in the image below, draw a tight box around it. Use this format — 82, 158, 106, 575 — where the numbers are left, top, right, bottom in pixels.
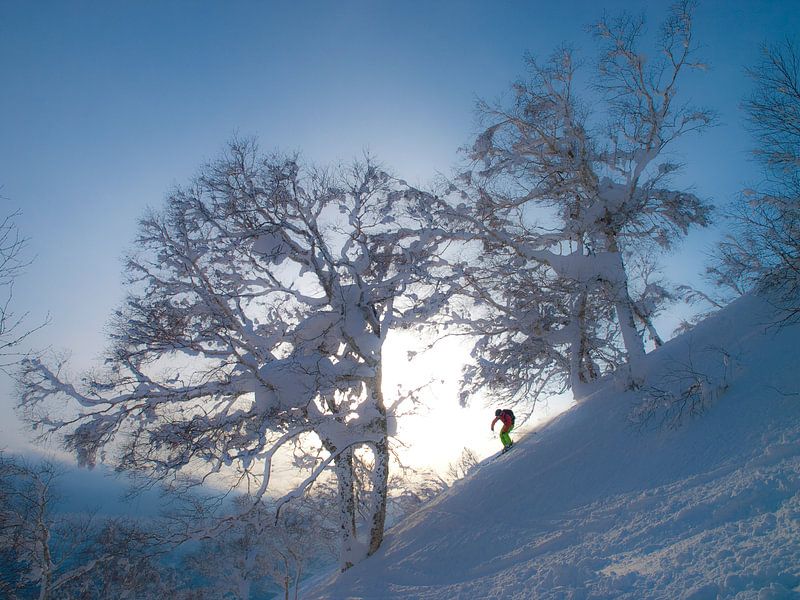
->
309, 294, 800, 599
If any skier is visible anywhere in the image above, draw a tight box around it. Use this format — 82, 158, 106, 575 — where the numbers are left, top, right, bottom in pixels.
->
491, 408, 515, 452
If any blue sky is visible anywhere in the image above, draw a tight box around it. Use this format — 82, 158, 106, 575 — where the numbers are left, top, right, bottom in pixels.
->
1, 0, 799, 455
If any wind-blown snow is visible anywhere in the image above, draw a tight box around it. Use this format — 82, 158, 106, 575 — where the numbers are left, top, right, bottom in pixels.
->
309, 294, 800, 599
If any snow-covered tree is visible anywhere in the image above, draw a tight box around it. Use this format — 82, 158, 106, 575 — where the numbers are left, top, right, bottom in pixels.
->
0, 455, 173, 600
186, 497, 336, 600
440, 1, 713, 401
0, 456, 75, 600
18, 139, 446, 569
711, 39, 800, 322
0, 454, 191, 600
58, 519, 182, 600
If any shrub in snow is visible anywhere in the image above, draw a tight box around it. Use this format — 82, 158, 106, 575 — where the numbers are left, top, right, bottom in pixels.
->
630, 344, 739, 430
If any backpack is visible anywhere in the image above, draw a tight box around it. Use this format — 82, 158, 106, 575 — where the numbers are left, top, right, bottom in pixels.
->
502, 409, 515, 427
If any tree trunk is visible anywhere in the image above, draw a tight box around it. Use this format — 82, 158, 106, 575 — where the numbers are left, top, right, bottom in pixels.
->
37, 481, 52, 600
567, 236, 599, 398
568, 289, 598, 398
367, 436, 389, 556
333, 446, 359, 571
578, 300, 599, 383
38, 565, 51, 600
366, 370, 389, 557
568, 290, 587, 395
606, 241, 646, 383
614, 295, 646, 382
293, 564, 302, 600
633, 303, 664, 348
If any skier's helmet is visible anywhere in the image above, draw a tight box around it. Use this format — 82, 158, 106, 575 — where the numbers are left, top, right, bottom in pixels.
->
495, 409, 502, 417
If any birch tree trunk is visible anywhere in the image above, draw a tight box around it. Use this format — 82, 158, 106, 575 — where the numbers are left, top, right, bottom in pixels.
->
569, 289, 593, 397
606, 239, 646, 383
36, 478, 52, 600
332, 446, 359, 570
367, 372, 389, 556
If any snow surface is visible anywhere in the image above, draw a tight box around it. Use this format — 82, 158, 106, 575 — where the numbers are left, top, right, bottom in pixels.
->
308, 294, 800, 599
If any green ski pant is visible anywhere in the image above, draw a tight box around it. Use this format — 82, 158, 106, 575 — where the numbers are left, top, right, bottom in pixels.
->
500, 427, 513, 448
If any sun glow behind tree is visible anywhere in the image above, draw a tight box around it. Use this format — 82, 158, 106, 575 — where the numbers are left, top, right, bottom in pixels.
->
383, 331, 574, 472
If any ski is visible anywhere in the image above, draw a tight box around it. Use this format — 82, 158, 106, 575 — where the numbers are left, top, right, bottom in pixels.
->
493, 445, 515, 461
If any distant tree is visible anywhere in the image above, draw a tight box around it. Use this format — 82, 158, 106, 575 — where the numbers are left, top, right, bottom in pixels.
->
0, 210, 46, 373
710, 39, 800, 322
446, 447, 479, 483
18, 140, 448, 569
58, 518, 182, 600
0, 455, 168, 600
744, 40, 800, 187
0, 456, 80, 600
439, 1, 713, 404
186, 496, 336, 600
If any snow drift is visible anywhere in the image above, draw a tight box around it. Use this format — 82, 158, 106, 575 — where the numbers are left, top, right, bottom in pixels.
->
309, 294, 800, 599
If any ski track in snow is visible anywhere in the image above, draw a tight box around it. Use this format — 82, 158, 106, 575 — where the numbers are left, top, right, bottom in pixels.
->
309, 294, 800, 599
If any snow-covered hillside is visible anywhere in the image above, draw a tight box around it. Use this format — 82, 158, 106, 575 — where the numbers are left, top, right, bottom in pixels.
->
309, 294, 800, 599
